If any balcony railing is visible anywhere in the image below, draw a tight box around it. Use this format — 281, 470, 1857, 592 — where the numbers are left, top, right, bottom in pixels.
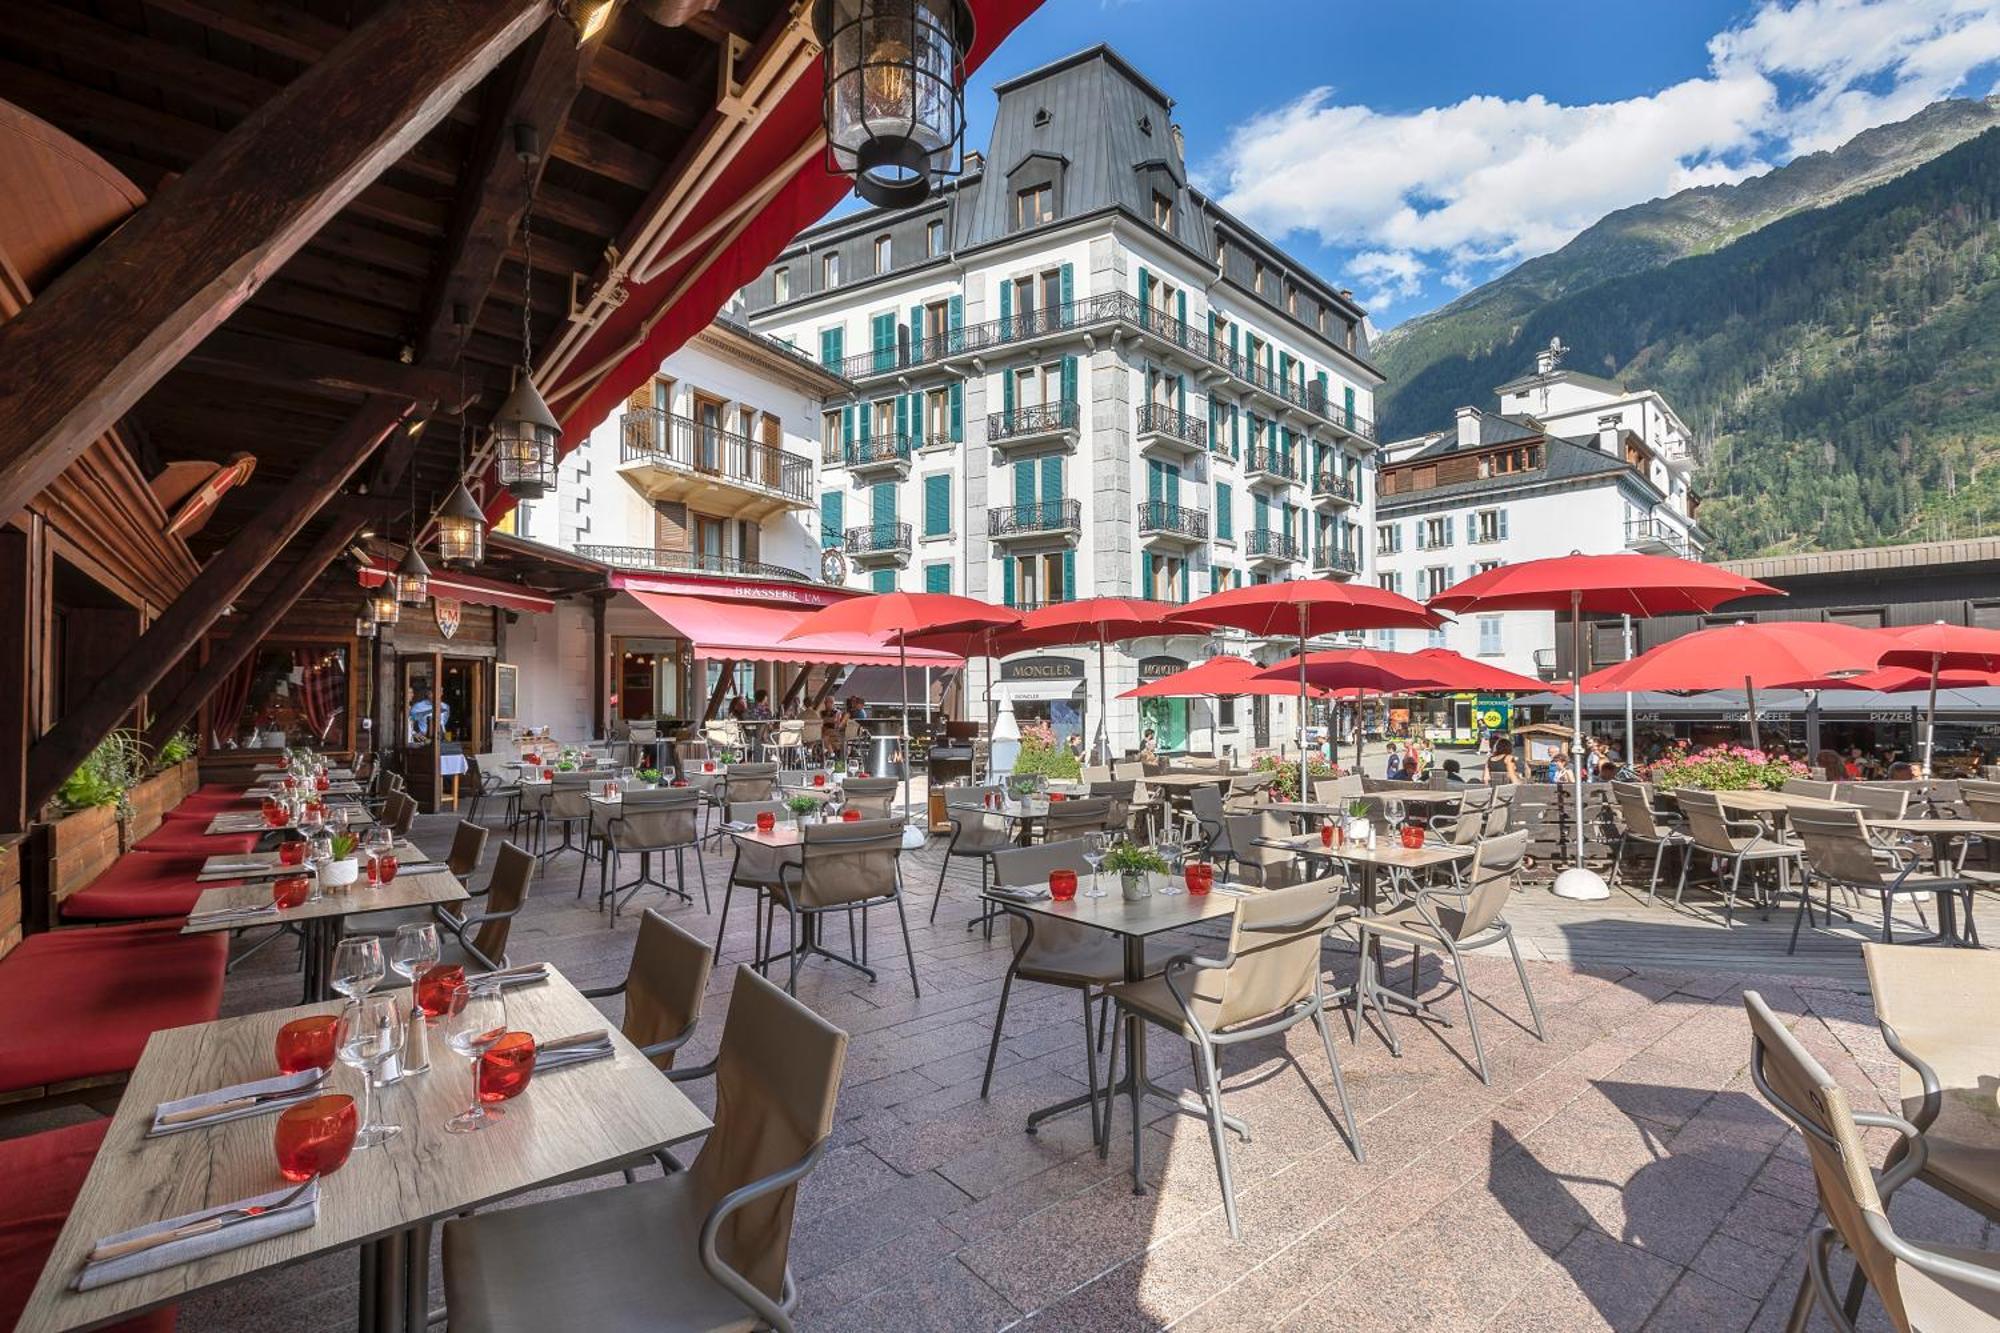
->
1136, 402, 1207, 450
824, 432, 914, 470
1313, 547, 1361, 576
1624, 516, 1692, 558
987, 400, 1079, 445
844, 522, 911, 556
832, 290, 1376, 439
619, 407, 812, 503
1137, 501, 1208, 541
1243, 444, 1297, 483
1245, 529, 1300, 561
574, 545, 810, 583
988, 499, 1082, 539
1311, 472, 1358, 505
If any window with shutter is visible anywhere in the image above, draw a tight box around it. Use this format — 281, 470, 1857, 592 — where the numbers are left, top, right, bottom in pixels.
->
949, 381, 963, 441
819, 492, 843, 548
1001, 559, 1016, 607
871, 570, 894, 593
819, 327, 843, 370
1041, 455, 1063, 502
923, 474, 950, 536
1062, 550, 1075, 602
1216, 482, 1233, 540
871, 312, 896, 371
924, 562, 951, 594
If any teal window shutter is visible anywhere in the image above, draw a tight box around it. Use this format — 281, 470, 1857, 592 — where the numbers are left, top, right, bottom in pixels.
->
1040, 455, 1062, 505
1137, 266, 1150, 319
1255, 493, 1269, 531
1179, 561, 1188, 603
820, 491, 844, 547
1165, 463, 1180, 506
924, 562, 951, 594
1176, 375, 1186, 416
1002, 558, 1016, 607
871, 569, 894, 593
998, 280, 1011, 337
871, 312, 895, 370
842, 405, 856, 462
1059, 263, 1074, 315
1175, 289, 1187, 339
1143, 552, 1155, 597
872, 481, 895, 526
949, 380, 962, 441
907, 391, 922, 448
1343, 385, 1356, 429
1001, 368, 1014, 422
909, 304, 924, 360
1014, 459, 1035, 507
1147, 459, 1164, 504
894, 393, 908, 445
1316, 370, 1329, 413
948, 294, 963, 353
1060, 355, 1078, 408
1216, 482, 1232, 540
1062, 550, 1075, 602
924, 473, 950, 536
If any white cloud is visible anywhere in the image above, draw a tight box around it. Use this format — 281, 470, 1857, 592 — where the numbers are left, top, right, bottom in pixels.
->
1211, 0, 2000, 307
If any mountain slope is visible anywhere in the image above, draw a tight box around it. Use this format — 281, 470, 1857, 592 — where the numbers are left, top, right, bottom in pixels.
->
1375, 125, 2000, 558
1374, 96, 2000, 440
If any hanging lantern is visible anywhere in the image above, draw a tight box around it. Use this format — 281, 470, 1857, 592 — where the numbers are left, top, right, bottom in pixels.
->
356, 615, 377, 639
395, 542, 430, 604
435, 481, 486, 565
816, 0, 974, 208
493, 374, 559, 500
369, 589, 401, 626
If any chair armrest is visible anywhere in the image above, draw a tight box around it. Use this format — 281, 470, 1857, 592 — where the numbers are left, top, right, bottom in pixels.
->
665, 1057, 718, 1085
698, 1137, 831, 1329
1876, 1019, 1944, 1133
639, 1027, 695, 1064
577, 979, 628, 1000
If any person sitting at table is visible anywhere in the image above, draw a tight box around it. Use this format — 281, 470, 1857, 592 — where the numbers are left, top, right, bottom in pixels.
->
1548, 749, 1575, 784
749, 688, 773, 720
818, 699, 845, 756
726, 694, 748, 723
1440, 758, 1465, 785
1139, 728, 1159, 763
1816, 747, 1847, 783
1889, 760, 1918, 780
1384, 744, 1405, 780
1483, 737, 1521, 784
846, 694, 866, 721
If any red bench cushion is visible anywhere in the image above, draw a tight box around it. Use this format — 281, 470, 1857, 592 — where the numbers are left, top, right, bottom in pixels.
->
130, 824, 255, 857
59, 853, 220, 924
0, 922, 225, 1094
0, 1120, 177, 1333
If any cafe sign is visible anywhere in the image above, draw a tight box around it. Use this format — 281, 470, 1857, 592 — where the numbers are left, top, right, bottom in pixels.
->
434, 597, 462, 640
1137, 655, 1185, 682
1000, 655, 1084, 683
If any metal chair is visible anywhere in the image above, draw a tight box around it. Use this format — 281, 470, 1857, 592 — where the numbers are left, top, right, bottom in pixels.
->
381, 789, 417, 840
1788, 808, 1972, 952
1608, 781, 1691, 902
529, 773, 592, 864
1104, 879, 1363, 1238
839, 776, 898, 819
932, 787, 1012, 923
771, 719, 807, 769
1353, 830, 1546, 1085
1674, 790, 1804, 926
1784, 777, 1842, 801
436, 841, 533, 970
580, 909, 714, 1071
1041, 796, 1115, 842
440, 965, 848, 1333
445, 819, 489, 886
1744, 989, 2000, 1333
1222, 810, 1303, 888
1845, 783, 1913, 822
714, 801, 799, 968
772, 818, 919, 997
463, 754, 520, 834
602, 787, 708, 924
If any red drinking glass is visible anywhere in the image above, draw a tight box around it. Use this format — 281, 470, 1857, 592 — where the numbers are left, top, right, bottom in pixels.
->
1401, 824, 1426, 850
1185, 862, 1215, 896
842, 809, 862, 822
415, 962, 468, 1019
281, 776, 299, 793
373, 852, 399, 885
522, 753, 539, 766
263, 801, 287, 828
541, 768, 554, 781
1049, 792, 1067, 802
1049, 869, 1078, 901
274, 1093, 357, 1181
314, 775, 330, 793
755, 811, 775, 833
670, 779, 688, 788
278, 839, 306, 867
274, 1015, 338, 1073
272, 875, 312, 909
813, 773, 827, 787
703, 761, 716, 773
477, 1032, 537, 1102
1321, 821, 1334, 847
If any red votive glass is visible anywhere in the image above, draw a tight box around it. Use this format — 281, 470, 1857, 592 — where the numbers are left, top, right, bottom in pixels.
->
415, 963, 467, 1019
275, 1014, 339, 1073
755, 811, 776, 833
477, 1032, 537, 1102
522, 753, 539, 766
277, 839, 306, 867
1185, 862, 1215, 895
1401, 824, 1426, 849
281, 776, 299, 793
703, 761, 716, 773
1049, 869, 1078, 901
272, 875, 312, 909
1049, 792, 1067, 802
813, 773, 827, 787
374, 852, 399, 885
314, 774, 329, 793
1321, 821, 1334, 847
275, 1093, 357, 1181
842, 809, 862, 822
670, 779, 688, 788
262, 801, 287, 828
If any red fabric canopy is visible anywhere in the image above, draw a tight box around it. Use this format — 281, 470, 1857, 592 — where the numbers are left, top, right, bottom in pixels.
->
1429, 553, 1781, 618
627, 591, 960, 667
1406, 647, 1549, 693
1120, 655, 1332, 700
358, 563, 554, 614
1010, 598, 1203, 650
1175, 579, 1441, 639
1577, 621, 1888, 693
1878, 622, 2000, 673
782, 591, 1018, 643
1256, 648, 1456, 695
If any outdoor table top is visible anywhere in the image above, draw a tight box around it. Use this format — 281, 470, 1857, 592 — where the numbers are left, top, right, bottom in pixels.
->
1141, 772, 1243, 790
1698, 789, 1858, 813
16, 968, 711, 1333
251, 766, 355, 781
181, 865, 464, 933
204, 805, 374, 835
726, 824, 806, 849
981, 874, 1244, 937
241, 782, 363, 798
1865, 817, 2000, 837
1265, 833, 1475, 872
195, 841, 426, 882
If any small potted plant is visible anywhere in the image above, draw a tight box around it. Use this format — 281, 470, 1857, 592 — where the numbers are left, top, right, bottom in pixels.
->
318, 830, 361, 890
785, 794, 820, 829
1101, 840, 1170, 902
1345, 798, 1373, 847
636, 767, 663, 788
554, 759, 578, 773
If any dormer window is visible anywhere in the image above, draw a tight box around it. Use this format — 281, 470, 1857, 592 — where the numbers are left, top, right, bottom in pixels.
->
1152, 191, 1173, 233
1015, 183, 1054, 228
926, 218, 945, 257
773, 267, 790, 302
1033, 106, 1051, 127
874, 234, 891, 273
822, 251, 840, 288
1252, 260, 1265, 295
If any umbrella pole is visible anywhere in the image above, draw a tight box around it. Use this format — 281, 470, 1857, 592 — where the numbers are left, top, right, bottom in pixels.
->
1571, 593, 1585, 871
1298, 605, 1310, 801
899, 640, 911, 823
1098, 637, 1111, 768
1924, 654, 1940, 777
1746, 676, 1760, 751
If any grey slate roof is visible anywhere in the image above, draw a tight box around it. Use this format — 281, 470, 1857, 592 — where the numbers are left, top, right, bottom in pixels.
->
1377, 431, 1642, 513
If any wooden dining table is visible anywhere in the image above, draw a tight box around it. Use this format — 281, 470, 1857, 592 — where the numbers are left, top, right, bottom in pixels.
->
204, 804, 374, 836
1864, 817, 2000, 944
182, 865, 467, 1003
16, 968, 712, 1333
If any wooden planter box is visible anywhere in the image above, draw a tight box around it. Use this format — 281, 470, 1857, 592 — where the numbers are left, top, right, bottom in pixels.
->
0, 841, 20, 960
30, 802, 121, 932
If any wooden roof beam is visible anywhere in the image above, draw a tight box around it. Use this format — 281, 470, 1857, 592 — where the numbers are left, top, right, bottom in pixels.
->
0, 0, 552, 525
181, 330, 467, 407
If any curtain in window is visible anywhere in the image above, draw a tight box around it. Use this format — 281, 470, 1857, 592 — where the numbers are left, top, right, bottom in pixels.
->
207, 655, 257, 749
295, 648, 347, 745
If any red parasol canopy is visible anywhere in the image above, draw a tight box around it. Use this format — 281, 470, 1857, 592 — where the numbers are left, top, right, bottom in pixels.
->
1427, 552, 1781, 618
1177, 579, 1442, 638
1121, 655, 1333, 700
1878, 622, 2000, 673
1577, 621, 1889, 694
1405, 647, 1550, 694
1255, 648, 1455, 694
1008, 598, 1202, 649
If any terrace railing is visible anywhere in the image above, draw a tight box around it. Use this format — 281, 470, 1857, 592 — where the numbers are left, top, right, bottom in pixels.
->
987, 498, 1082, 539
1137, 501, 1208, 541
987, 400, 1080, 444
619, 407, 811, 503
1136, 402, 1208, 450
574, 545, 810, 583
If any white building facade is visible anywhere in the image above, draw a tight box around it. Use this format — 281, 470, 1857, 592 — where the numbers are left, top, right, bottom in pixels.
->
743, 46, 1384, 758
1374, 344, 1704, 682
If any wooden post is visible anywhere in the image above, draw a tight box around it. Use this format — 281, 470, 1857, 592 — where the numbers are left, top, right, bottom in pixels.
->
702, 660, 734, 721
0, 0, 551, 524
0, 523, 48, 836
591, 591, 608, 738
142, 509, 369, 754
779, 665, 810, 711
25, 397, 411, 808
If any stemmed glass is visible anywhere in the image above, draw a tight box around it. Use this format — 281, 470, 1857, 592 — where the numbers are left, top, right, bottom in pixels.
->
331, 935, 384, 1001
336, 994, 405, 1148
1384, 797, 1406, 842
441, 982, 510, 1133
390, 923, 441, 1075
1156, 831, 1185, 895
1081, 831, 1108, 899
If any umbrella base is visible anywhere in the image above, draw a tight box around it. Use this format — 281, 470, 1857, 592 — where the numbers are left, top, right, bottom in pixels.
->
1553, 867, 1611, 901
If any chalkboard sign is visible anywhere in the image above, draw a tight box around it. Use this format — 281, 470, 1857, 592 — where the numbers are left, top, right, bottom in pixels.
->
494, 662, 518, 723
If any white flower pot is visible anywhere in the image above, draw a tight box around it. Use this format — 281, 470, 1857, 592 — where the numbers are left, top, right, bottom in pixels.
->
319, 857, 360, 890
1345, 817, 1371, 845
1120, 871, 1149, 903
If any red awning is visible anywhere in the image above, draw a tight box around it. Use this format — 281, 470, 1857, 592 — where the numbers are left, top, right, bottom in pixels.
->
358, 563, 553, 614
627, 591, 961, 667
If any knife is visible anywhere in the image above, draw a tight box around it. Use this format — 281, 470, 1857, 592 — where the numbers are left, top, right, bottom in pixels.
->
156, 1069, 330, 1127
86, 1176, 317, 1263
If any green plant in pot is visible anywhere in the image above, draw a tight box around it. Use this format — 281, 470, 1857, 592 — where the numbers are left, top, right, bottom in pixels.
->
555, 760, 578, 773
1100, 839, 1169, 902
320, 830, 361, 890
56, 729, 144, 820
785, 793, 820, 827
637, 767, 663, 786
153, 729, 195, 772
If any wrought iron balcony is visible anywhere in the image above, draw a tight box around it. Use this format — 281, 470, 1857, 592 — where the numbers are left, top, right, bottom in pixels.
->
1242, 444, 1297, 486
1135, 402, 1207, 453
618, 407, 813, 506
844, 522, 911, 561
835, 432, 915, 476
1245, 529, 1300, 562
574, 545, 810, 583
987, 401, 1079, 451
1625, 516, 1693, 558
1312, 546, 1361, 577
1137, 501, 1208, 542
1311, 472, 1359, 506
988, 499, 1082, 541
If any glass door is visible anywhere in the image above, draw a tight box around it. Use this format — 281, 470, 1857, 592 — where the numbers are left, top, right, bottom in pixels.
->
400, 653, 440, 810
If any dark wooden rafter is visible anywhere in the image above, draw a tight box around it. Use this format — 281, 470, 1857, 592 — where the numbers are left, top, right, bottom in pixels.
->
181, 330, 466, 407
25, 397, 414, 809
0, 0, 552, 526
142, 507, 371, 753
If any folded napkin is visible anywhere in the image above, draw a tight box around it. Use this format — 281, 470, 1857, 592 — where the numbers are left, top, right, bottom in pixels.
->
721, 820, 753, 831
469, 962, 548, 990
395, 861, 448, 876
149, 1068, 327, 1137
987, 884, 1051, 903
535, 1033, 615, 1072
186, 903, 280, 926
74, 1179, 319, 1291
202, 860, 268, 874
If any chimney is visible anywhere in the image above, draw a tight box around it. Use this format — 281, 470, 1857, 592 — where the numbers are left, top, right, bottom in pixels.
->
1170, 123, 1186, 161
1597, 414, 1620, 456
1455, 406, 1480, 448
964, 149, 984, 174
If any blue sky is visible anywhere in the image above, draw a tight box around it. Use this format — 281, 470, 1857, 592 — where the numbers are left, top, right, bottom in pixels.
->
879, 0, 2000, 327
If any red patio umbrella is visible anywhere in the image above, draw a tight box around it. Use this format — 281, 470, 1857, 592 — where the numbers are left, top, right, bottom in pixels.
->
783, 593, 1021, 824
1177, 580, 1443, 798
1430, 553, 1781, 898
1010, 598, 1203, 763
1875, 622, 2000, 772
1406, 647, 1550, 695
1255, 647, 1455, 772
1119, 654, 1334, 700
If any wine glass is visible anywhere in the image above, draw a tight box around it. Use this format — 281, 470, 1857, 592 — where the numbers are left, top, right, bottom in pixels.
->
330, 934, 384, 1001
1384, 797, 1406, 840
441, 982, 510, 1133
390, 924, 441, 1075
336, 994, 405, 1148
1081, 831, 1108, 899
1156, 831, 1185, 895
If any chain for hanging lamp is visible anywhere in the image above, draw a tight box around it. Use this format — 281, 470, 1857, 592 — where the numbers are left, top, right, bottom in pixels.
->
435, 320, 487, 565
493, 129, 559, 501
396, 465, 431, 604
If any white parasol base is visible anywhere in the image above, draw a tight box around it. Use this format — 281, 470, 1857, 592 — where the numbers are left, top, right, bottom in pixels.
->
1553, 867, 1611, 901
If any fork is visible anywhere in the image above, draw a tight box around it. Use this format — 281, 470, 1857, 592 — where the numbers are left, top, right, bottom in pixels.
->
86, 1175, 318, 1263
